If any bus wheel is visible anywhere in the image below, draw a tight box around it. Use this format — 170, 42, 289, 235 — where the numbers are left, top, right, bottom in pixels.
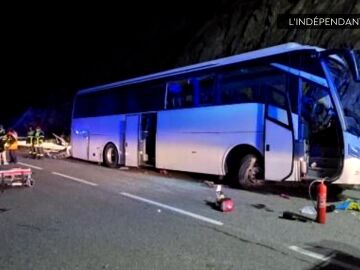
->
238, 154, 264, 189
103, 143, 119, 168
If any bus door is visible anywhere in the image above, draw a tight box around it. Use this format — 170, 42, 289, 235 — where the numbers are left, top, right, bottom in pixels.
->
125, 115, 140, 167
140, 113, 157, 167
73, 129, 89, 160
264, 88, 294, 180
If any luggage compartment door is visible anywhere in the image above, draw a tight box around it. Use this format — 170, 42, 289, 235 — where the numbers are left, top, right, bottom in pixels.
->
125, 115, 139, 167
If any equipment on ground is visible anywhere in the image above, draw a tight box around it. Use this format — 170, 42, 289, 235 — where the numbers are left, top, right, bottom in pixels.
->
0, 167, 34, 189
215, 185, 234, 212
316, 180, 327, 224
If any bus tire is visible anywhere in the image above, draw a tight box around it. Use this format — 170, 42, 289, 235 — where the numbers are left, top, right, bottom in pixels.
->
238, 154, 264, 189
103, 143, 119, 168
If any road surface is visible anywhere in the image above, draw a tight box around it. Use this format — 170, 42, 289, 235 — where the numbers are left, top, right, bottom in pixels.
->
1, 155, 359, 270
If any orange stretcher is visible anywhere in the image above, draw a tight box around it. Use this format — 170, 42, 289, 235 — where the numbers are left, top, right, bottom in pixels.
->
0, 167, 34, 188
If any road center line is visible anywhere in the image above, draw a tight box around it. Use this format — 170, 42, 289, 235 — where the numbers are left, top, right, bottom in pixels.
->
52, 172, 98, 186
120, 192, 224, 226
18, 162, 43, 170
288, 245, 360, 270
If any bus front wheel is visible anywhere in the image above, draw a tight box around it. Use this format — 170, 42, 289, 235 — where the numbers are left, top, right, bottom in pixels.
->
238, 154, 264, 189
103, 143, 119, 168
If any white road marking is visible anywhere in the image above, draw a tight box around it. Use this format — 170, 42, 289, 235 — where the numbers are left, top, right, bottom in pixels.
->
52, 172, 98, 186
120, 192, 224, 226
288, 245, 360, 270
18, 162, 43, 170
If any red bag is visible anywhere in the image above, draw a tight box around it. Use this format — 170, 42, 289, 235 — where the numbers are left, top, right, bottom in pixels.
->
219, 198, 234, 212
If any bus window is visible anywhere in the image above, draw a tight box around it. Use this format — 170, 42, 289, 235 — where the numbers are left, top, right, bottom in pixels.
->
219, 70, 262, 105
183, 80, 194, 107
302, 81, 335, 133
74, 90, 121, 118
129, 85, 165, 113
261, 74, 287, 109
198, 75, 215, 106
166, 79, 194, 109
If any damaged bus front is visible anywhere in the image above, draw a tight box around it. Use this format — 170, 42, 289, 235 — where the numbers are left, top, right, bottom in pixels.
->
320, 50, 360, 186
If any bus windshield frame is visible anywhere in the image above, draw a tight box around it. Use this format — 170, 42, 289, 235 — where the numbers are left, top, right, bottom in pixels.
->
325, 54, 360, 137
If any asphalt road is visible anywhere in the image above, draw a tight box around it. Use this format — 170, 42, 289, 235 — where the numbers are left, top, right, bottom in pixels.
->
1, 155, 360, 270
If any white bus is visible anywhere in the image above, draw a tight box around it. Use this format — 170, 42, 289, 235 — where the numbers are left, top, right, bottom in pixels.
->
71, 43, 360, 188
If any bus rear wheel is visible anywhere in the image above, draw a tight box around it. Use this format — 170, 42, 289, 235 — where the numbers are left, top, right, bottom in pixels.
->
103, 143, 119, 168
238, 154, 264, 189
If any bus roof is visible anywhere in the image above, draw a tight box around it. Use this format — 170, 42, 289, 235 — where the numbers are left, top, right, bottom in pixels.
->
78, 42, 324, 94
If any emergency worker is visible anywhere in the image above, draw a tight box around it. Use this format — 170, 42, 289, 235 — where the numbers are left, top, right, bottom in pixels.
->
27, 126, 35, 157
34, 126, 45, 159
0, 125, 8, 165
5, 128, 18, 164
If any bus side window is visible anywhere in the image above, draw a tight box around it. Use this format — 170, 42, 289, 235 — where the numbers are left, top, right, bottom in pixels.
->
167, 82, 183, 109
301, 81, 335, 132
183, 80, 194, 107
199, 76, 215, 106
262, 74, 287, 109
220, 78, 259, 105
166, 80, 194, 109
267, 87, 287, 109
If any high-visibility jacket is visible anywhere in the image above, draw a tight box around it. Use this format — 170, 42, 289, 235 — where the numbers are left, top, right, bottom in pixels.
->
34, 129, 44, 145
6, 131, 18, 150
27, 129, 35, 144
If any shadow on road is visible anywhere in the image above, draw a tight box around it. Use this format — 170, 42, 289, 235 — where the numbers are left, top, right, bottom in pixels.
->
231, 182, 349, 203
305, 240, 360, 270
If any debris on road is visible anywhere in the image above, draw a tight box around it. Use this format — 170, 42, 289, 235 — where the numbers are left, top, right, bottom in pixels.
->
159, 169, 169, 176
215, 185, 234, 212
281, 211, 313, 223
280, 193, 290, 199
252, 204, 274, 212
300, 206, 317, 216
203, 180, 215, 188
335, 199, 360, 211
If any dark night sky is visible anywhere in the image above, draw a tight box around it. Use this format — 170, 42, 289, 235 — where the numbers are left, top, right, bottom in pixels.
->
2, 1, 221, 125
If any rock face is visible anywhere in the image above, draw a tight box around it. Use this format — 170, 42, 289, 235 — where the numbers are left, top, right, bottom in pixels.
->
178, 0, 359, 65
177, 0, 360, 134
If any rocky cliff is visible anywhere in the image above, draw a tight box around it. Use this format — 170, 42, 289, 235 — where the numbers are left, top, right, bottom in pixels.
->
178, 0, 359, 65
177, 0, 360, 134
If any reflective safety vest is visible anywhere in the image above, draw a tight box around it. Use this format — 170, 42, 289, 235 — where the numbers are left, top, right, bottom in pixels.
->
34, 130, 44, 145
6, 131, 18, 150
27, 129, 35, 144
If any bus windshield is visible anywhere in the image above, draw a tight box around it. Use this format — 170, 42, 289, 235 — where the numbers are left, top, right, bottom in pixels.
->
326, 55, 360, 137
